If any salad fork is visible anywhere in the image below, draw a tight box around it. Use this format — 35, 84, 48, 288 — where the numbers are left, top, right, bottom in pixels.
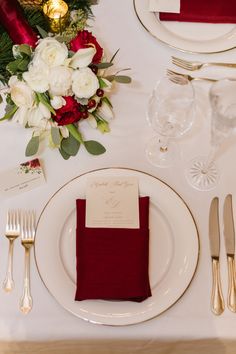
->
3, 210, 20, 292
20, 211, 35, 314
167, 69, 217, 85
172, 56, 236, 71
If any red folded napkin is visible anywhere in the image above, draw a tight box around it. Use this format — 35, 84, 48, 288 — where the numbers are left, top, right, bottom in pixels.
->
75, 197, 152, 302
159, 0, 236, 23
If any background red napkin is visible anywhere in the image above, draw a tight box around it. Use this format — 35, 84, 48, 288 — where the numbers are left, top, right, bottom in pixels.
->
75, 197, 152, 302
159, 0, 236, 23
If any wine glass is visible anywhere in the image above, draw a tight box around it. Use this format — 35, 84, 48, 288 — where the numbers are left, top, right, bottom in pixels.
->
186, 78, 236, 191
145, 76, 195, 167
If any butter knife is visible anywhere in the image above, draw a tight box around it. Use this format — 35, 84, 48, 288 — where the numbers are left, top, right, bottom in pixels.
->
223, 194, 236, 312
209, 197, 225, 315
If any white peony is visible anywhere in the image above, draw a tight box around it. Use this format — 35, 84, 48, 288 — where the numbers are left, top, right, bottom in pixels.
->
32, 37, 68, 68
23, 64, 49, 93
9, 76, 35, 108
69, 47, 96, 69
72, 67, 99, 99
50, 96, 66, 109
49, 66, 73, 96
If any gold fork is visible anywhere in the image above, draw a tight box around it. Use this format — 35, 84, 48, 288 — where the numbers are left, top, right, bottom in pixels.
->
172, 56, 236, 71
20, 211, 35, 314
3, 210, 20, 292
167, 69, 218, 85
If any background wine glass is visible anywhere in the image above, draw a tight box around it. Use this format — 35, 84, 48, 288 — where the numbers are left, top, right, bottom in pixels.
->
186, 78, 236, 191
145, 77, 195, 168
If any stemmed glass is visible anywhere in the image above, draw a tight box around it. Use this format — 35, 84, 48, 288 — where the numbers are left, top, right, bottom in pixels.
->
146, 77, 195, 167
186, 79, 236, 191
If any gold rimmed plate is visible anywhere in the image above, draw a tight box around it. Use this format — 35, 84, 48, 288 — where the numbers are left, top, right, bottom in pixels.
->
34, 167, 199, 325
134, 0, 236, 53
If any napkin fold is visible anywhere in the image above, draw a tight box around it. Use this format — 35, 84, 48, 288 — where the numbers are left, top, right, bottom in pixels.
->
75, 197, 152, 302
159, 0, 236, 23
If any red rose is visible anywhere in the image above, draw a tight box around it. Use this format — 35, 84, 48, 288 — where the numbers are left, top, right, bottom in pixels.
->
70, 30, 103, 64
53, 96, 82, 126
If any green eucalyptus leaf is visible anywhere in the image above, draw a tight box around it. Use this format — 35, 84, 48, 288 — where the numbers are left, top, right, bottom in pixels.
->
67, 124, 84, 144
51, 127, 61, 146
0, 96, 2, 104
0, 105, 18, 121
84, 140, 106, 155
105, 75, 115, 82
96, 62, 113, 69
25, 136, 40, 156
61, 134, 80, 156
36, 25, 48, 39
59, 148, 70, 160
114, 75, 132, 84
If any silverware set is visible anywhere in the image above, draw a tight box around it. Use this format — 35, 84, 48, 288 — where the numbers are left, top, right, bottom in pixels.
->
2, 210, 36, 314
209, 195, 236, 315
167, 56, 236, 84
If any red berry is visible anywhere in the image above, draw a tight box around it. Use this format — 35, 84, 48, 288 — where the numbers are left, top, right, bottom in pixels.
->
87, 99, 96, 109
96, 89, 104, 97
81, 111, 89, 119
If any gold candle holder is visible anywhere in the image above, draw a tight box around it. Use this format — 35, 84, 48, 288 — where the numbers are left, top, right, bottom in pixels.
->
43, 0, 69, 33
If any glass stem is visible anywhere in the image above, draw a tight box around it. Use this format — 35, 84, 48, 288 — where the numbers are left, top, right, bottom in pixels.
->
202, 144, 219, 174
159, 136, 170, 153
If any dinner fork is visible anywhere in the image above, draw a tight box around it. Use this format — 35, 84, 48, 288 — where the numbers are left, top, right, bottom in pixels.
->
167, 69, 217, 85
20, 211, 35, 314
3, 210, 20, 292
172, 56, 236, 71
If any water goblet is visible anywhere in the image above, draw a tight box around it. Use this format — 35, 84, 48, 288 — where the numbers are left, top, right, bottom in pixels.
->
145, 76, 195, 167
186, 78, 236, 191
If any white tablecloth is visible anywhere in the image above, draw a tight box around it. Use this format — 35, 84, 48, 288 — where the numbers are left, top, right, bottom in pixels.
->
1, 1, 236, 353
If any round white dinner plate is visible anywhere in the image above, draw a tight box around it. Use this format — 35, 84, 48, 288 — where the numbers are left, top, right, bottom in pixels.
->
134, 0, 236, 53
35, 168, 199, 326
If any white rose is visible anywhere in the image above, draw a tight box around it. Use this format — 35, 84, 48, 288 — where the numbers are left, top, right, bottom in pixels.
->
72, 67, 99, 99
33, 37, 68, 68
9, 76, 35, 108
69, 47, 96, 69
49, 66, 73, 96
50, 96, 66, 109
23, 65, 49, 93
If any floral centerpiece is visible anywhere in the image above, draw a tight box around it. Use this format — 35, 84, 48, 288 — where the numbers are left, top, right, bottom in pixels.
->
0, 0, 131, 159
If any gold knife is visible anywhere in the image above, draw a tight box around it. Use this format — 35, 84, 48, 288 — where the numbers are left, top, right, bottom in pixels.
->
223, 194, 236, 312
209, 197, 225, 315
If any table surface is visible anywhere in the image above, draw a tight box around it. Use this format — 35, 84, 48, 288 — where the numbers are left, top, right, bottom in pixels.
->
1, 1, 236, 353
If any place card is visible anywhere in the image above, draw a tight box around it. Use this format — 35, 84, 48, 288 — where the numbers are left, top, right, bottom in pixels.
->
86, 176, 139, 228
149, 0, 180, 13
0, 158, 45, 198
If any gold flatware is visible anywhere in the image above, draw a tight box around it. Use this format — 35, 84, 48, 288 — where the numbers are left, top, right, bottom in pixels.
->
20, 211, 35, 314
3, 210, 20, 292
209, 197, 225, 315
172, 56, 236, 71
167, 69, 217, 85
223, 194, 236, 313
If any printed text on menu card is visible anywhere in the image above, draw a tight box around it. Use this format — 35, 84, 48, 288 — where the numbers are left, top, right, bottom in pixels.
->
86, 177, 139, 228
